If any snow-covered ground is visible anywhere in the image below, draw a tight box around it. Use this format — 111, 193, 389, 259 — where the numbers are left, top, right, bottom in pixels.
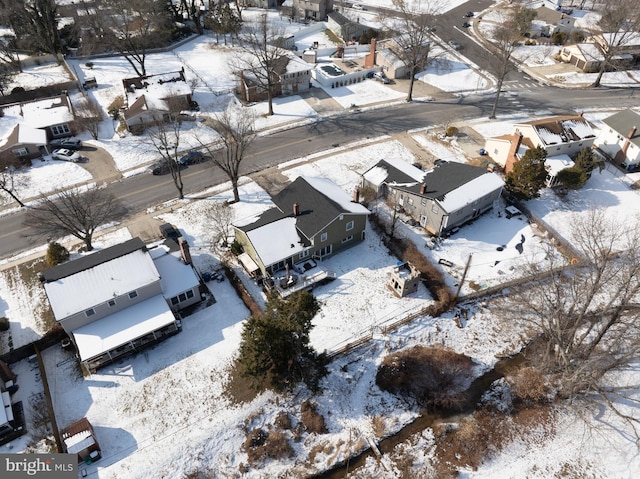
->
2, 109, 640, 477
1, 4, 640, 478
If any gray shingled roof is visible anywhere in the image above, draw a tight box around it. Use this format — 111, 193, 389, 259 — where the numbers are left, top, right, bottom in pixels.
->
602, 109, 640, 148
237, 177, 354, 241
374, 160, 488, 201
41, 237, 146, 282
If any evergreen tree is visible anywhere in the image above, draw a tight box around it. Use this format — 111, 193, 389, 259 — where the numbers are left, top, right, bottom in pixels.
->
505, 146, 548, 200
45, 241, 70, 266
237, 290, 328, 392
556, 166, 588, 190
574, 147, 597, 174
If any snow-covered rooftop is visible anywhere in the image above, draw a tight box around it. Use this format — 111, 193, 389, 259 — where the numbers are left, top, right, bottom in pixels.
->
153, 248, 200, 298
72, 294, 176, 361
44, 249, 160, 319
247, 217, 304, 268
439, 172, 504, 212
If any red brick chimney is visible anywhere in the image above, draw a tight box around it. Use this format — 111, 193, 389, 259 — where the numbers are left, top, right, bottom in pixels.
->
420, 183, 426, 195
364, 38, 376, 68
293, 203, 300, 216
621, 126, 637, 157
505, 132, 524, 174
178, 237, 192, 265
353, 188, 360, 202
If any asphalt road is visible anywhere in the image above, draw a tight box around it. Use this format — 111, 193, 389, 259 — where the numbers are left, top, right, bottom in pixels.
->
1, 85, 636, 261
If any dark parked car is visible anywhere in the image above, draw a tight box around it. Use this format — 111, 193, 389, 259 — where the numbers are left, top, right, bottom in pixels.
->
178, 150, 208, 166
465, 11, 474, 17
462, 21, 471, 28
159, 223, 182, 242
50, 138, 83, 150
150, 159, 187, 175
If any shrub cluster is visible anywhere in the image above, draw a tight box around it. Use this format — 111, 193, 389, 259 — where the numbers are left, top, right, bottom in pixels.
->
376, 346, 474, 409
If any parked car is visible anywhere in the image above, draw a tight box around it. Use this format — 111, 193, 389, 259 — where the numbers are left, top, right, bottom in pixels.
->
465, 11, 474, 17
462, 21, 471, 28
178, 150, 208, 166
51, 148, 88, 163
448, 40, 462, 50
352, 3, 366, 10
150, 159, 187, 175
373, 71, 391, 84
159, 223, 182, 242
50, 138, 83, 150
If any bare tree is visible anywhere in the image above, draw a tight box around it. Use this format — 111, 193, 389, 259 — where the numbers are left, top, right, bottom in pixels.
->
0, 66, 13, 96
200, 107, 255, 203
485, 21, 521, 119
23, 186, 126, 251
76, 98, 103, 140
170, 0, 205, 35
589, 0, 640, 87
233, 14, 288, 116
205, 200, 234, 258
0, 34, 22, 72
494, 209, 640, 405
387, 0, 442, 102
0, 163, 29, 207
79, 0, 172, 77
147, 113, 187, 200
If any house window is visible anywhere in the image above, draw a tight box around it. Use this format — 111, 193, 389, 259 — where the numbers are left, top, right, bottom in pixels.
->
179, 293, 187, 302
186, 290, 194, 299
85, 308, 95, 317
12, 148, 28, 156
51, 124, 70, 136
171, 297, 179, 306
431, 204, 439, 214
342, 235, 353, 243
408, 198, 414, 206
299, 250, 309, 259
318, 245, 332, 257
108, 299, 116, 307
421, 198, 426, 206
128, 291, 138, 299
321, 232, 328, 242
346, 220, 354, 231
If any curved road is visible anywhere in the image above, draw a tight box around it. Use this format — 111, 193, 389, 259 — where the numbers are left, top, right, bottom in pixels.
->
1, 76, 638, 260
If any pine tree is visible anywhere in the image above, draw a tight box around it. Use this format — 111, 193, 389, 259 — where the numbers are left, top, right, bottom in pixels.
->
556, 166, 588, 189
45, 241, 69, 266
505, 146, 548, 200
237, 290, 328, 392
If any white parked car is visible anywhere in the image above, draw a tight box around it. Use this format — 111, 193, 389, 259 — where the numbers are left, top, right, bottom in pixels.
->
352, 3, 365, 10
51, 148, 88, 163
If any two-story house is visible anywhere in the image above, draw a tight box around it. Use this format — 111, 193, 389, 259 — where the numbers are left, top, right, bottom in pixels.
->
233, 176, 370, 279
362, 159, 504, 236
122, 69, 193, 134
293, 0, 334, 21
41, 237, 201, 373
237, 54, 312, 103
596, 109, 640, 171
484, 114, 597, 173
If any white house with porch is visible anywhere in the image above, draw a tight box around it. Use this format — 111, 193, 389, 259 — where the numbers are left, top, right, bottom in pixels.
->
42, 237, 201, 373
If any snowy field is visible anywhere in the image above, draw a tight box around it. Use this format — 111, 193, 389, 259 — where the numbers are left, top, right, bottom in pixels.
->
2, 111, 640, 477
1, 4, 640, 478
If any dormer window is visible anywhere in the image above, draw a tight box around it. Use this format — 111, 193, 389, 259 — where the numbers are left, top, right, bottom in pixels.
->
128, 291, 138, 300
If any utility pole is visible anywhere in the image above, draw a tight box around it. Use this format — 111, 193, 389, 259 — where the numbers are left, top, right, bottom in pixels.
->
454, 253, 473, 301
